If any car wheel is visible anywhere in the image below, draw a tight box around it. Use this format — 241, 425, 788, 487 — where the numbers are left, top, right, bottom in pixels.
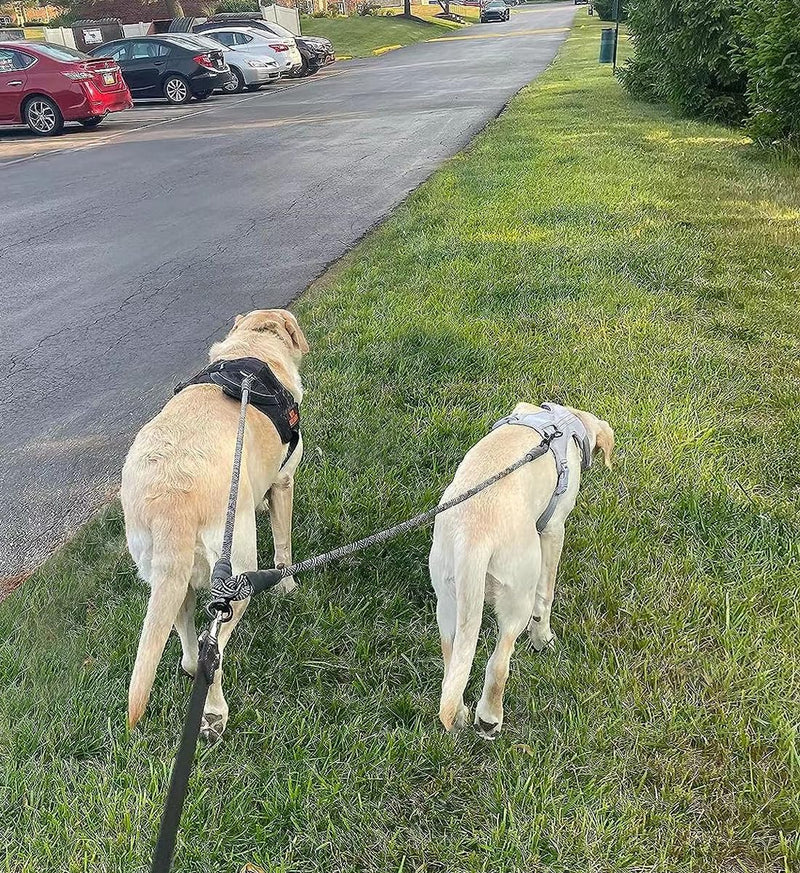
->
79, 116, 104, 129
223, 66, 245, 94
23, 95, 64, 137
245, 83, 263, 91
194, 91, 213, 101
288, 58, 308, 79
163, 75, 191, 105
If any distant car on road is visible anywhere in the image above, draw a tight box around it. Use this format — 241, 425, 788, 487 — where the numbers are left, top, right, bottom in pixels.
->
481, 0, 511, 21
166, 32, 280, 93
0, 40, 132, 136
88, 36, 232, 104
198, 27, 303, 78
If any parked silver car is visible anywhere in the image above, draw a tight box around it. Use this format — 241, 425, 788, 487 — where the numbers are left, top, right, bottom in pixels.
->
168, 33, 281, 93
201, 27, 303, 77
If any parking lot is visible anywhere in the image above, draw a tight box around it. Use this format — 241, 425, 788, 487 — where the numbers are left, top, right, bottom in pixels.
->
0, 67, 344, 165
1, 2, 575, 576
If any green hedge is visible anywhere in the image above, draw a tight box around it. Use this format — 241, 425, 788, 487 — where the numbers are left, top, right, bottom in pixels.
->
213, 0, 259, 12
620, 0, 800, 145
593, 0, 625, 23
737, 0, 800, 144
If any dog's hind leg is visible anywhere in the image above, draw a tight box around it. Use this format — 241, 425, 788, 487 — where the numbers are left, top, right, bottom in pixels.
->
475, 582, 535, 740
200, 507, 256, 742
528, 525, 564, 652
267, 474, 296, 594
174, 584, 198, 678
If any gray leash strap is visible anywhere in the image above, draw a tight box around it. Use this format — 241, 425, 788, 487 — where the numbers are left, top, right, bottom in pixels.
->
209, 372, 256, 606
218, 435, 556, 601
150, 374, 254, 873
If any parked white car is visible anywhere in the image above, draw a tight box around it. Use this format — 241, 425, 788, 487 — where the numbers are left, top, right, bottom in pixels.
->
168, 32, 281, 93
201, 27, 303, 77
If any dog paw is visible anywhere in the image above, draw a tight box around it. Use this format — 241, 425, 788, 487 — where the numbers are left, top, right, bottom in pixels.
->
452, 701, 470, 731
529, 628, 557, 653
439, 700, 470, 732
272, 576, 297, 595
475, 715, 502, 741
200, 711, 227, 743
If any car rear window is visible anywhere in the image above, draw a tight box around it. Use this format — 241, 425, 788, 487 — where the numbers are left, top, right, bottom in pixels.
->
0, 48, 36, 70
31, 42, 92, 61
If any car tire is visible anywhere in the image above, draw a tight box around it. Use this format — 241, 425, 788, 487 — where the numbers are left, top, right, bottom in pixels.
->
194, 91, 213, 101
288, 58, 308, 79
245, 83, 263, 91
223, 66, 246, 94
79, 116, 104, 129
23, 95, 64, 137
163, 75, 191, 105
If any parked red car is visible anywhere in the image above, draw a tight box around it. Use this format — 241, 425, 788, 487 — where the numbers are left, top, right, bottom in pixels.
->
0, 41, 133, 136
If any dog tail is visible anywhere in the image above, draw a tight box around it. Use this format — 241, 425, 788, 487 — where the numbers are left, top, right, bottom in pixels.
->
439, 542, 491, 731
128, 520, 194, 730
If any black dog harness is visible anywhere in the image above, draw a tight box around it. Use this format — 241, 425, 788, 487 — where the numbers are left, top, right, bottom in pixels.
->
175, 356, 301, 466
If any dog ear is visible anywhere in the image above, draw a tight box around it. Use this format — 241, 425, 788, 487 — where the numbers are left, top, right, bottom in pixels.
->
233, 314, 245, 328
279, 311, 309, 353
595, 420, 615, 469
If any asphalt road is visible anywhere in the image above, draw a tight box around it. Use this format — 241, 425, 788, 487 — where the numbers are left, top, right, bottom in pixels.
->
0, 1, 575, 578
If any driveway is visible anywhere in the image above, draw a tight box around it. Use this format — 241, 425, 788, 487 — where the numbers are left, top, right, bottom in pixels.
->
0, 1, 575, 578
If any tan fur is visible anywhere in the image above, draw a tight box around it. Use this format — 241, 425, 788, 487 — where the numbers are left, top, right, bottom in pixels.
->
121, 309, 308, 739
429, 403, 614, 739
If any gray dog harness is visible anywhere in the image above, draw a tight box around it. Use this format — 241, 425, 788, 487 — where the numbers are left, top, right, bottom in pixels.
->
491, 403, 593, 532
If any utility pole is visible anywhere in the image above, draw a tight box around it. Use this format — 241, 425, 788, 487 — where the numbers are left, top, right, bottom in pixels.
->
612, 0, 621, 72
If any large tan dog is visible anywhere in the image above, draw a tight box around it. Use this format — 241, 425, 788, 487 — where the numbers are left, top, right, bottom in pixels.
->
429, 403, 614, 740
121, 309, 308, 740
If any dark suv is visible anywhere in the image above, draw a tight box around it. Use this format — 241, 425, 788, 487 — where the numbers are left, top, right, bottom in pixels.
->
194, 14, 334, 77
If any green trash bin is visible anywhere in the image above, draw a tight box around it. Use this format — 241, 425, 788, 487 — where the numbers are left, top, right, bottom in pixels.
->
599, 27, 615, 63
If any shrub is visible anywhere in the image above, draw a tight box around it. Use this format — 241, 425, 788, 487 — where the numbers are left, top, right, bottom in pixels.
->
620, 0, 748, 126
737, 0, 800, 144
213, 0, 259, 12
621, 0, 800, 144
593, 0, 625, 23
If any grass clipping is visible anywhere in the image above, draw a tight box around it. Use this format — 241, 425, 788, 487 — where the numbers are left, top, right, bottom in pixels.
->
1, 13, 799, 873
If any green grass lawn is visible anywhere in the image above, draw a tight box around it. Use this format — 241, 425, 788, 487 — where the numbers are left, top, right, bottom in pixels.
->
301, 14, 444, 56
2, 12, 800, 873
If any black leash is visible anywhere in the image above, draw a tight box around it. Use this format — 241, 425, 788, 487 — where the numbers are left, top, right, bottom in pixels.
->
150, 373, 255, 873
150, 403, 563, 872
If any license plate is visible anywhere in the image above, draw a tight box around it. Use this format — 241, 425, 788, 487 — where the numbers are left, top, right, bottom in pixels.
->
102, 72, 115, 84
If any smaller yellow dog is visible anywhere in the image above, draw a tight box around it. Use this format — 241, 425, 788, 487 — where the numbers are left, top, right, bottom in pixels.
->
429, 403, 614, 739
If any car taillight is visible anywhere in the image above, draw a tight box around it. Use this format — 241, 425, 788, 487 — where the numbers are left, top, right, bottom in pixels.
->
194, 53, 216, 69
63, 70, 94, 80
269, 43, 289, 52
